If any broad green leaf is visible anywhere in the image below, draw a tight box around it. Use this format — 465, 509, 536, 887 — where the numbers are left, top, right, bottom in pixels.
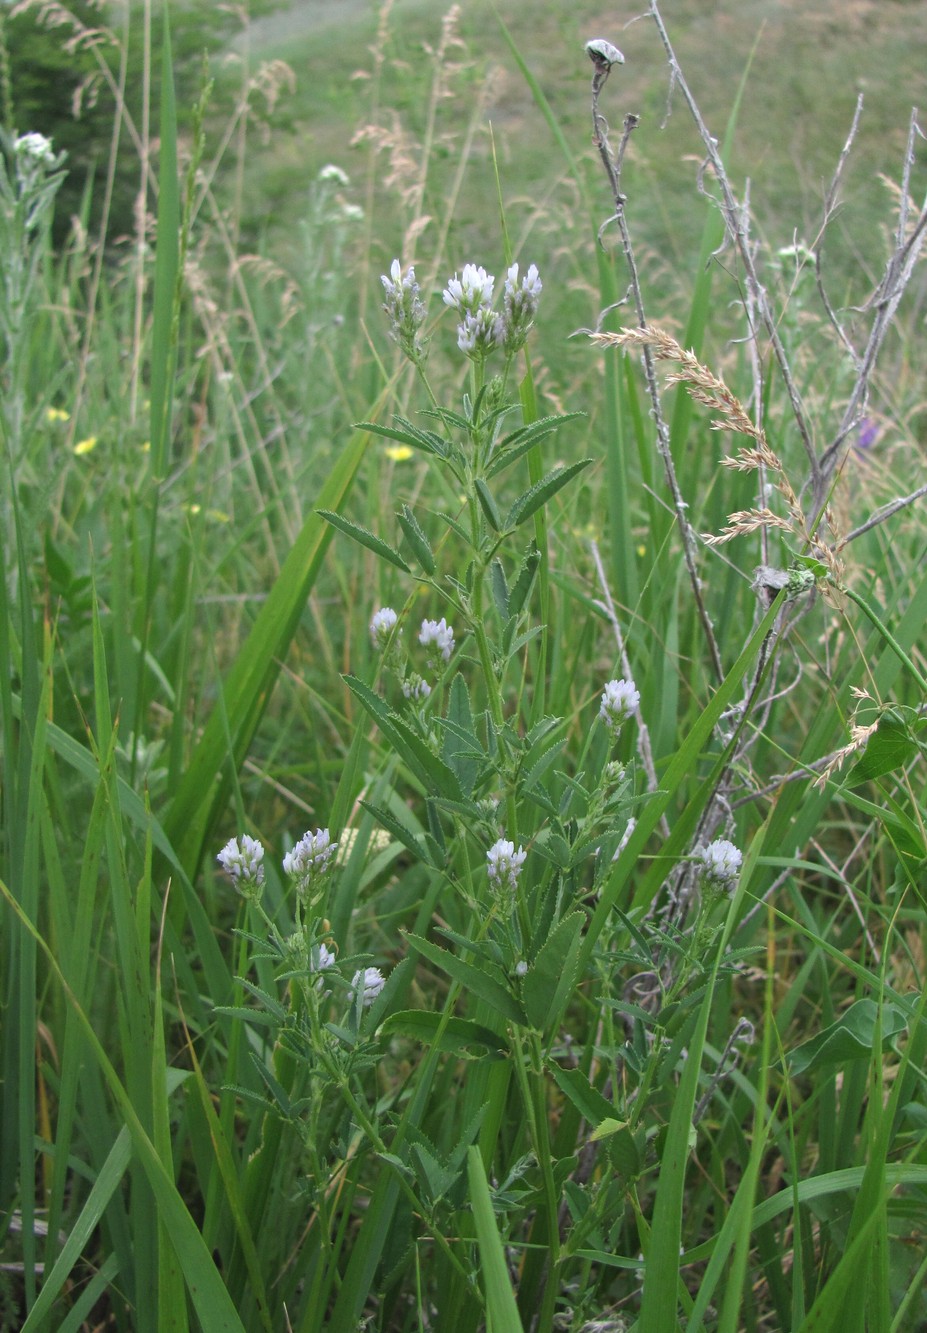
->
523, 911, 585, 1030
379, 1010, 508, 1057
849, 717, 918, 785
788, 999, 906, 1075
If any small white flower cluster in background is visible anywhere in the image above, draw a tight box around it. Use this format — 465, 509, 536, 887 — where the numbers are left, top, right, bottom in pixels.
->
380, 258, 541, 366
369, 606, 399, 651
14, 132, 56, 165
599, 677, 640, 741
697, 838, 743, 893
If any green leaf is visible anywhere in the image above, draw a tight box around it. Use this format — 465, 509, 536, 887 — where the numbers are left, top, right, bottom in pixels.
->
467, 1148, 525, 1332
550, 1064, 616, 1127
486, 412, 586, 478
788, 999, 906, 1075
849, 717, 918, 785
403, 931, 527, 1026
508, 543, 541, 617
396, 504, 436, 575
474, 478, 503, 532
523, 911, 586, 1030
490, 559, 510, 621
360, 799, 440, 868
504, 459, 592, 528
161, 422, 368, 883
318, 510, 410, 572
380, 1010, 508, 1057
355, 417, 448, 458
344, 676, 463, 799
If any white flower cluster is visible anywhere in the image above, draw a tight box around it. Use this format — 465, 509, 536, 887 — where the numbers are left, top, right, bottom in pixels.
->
350, 966, 387, 1007
419, 616, 455, 666
369, 607, 455, 701
370, 606, 399, 650
697, 838, 743, 891
15, 132, 56, 165
216, 835, 265, 898
599, 677, 640, 740
380, 259, 427, 362
487, 838, 527, 897
442, 261, 542, 362
380, 257, 541, 365
283, 828, 338, 902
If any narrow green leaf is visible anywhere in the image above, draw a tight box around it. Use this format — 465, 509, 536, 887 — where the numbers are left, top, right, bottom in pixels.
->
21, 1130, 132, 1331
0, 886, 248, 1331
396, 504, 436, 575
360, 799, 440, 867
550, 1064, 616, 1129
403, 931, 527, 1026
345, 675, 463, 799
474, 478, 502, 531
318, 509, 410, 572
504, 459, 592, 528
162, 423, 368, 881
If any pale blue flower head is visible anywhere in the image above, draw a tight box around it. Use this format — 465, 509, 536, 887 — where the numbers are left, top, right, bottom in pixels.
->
217, 835, 265, 900
283, 828, 338, 902
350, 966, 387, 1006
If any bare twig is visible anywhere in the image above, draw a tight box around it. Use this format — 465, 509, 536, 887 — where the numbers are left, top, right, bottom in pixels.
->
587, 47, 725, 682
646, 0, 820, 497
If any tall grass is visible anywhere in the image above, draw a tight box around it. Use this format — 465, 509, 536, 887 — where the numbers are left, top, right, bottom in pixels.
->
1, 2, 926, 1331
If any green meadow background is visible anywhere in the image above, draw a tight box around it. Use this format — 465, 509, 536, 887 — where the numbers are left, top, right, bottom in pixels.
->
2, 0, 927, 1329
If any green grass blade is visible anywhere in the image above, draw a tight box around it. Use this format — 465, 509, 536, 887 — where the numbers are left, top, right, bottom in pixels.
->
161, 422, 370, 880
0, 883, 248, 1333
467, 1146, 522, 1333
22, 1129, 132, 1332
